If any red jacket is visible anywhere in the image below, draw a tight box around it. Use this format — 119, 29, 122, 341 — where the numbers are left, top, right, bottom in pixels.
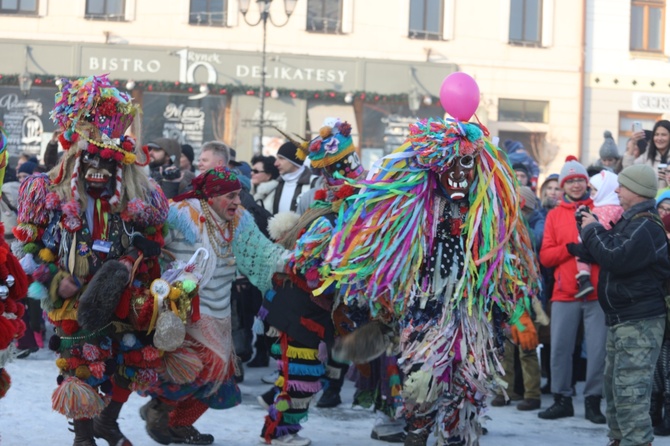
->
540, 198, 599, 302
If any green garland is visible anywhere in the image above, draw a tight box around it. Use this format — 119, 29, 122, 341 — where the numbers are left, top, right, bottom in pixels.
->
0, 73, 437, 105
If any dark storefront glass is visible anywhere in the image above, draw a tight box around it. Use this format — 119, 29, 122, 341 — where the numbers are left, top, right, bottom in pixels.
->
141, 92, 227, 158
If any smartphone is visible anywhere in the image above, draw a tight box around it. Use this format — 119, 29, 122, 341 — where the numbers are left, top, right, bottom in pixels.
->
633, 121, 643, 133
659, 163, 668, 174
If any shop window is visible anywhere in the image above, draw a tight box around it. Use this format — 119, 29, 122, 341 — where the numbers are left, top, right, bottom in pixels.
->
189, 0, 226, 26
0, 0, 38, 15
509, 0, 542, 46
630, 0, 665, 52
409, 0, 443, 40
498, 98, 549, 123
85, 0, 124, 20
307, 0, 342, 34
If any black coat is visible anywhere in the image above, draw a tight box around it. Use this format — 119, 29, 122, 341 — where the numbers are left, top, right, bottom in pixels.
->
579, 199, 669, 326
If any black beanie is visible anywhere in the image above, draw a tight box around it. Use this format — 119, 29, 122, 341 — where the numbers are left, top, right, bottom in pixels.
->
181, 144, 194, 164
276, 141, 303, 167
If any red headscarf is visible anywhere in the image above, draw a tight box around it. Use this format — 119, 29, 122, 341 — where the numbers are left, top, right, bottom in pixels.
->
172, 167, 241, 202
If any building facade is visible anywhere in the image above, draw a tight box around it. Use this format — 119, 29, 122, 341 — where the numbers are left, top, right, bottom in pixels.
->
584, 0, 670, 165
0, 0, 583, 175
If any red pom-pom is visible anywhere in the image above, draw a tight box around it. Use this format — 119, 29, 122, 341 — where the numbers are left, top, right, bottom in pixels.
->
0, 368, 11, 398
314, 189, 327, 201
565, 155, 578, 162
60, 319, 80, 335
334, 184, 356, 200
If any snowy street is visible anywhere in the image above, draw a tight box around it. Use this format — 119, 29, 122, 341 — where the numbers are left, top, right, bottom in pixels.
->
0, 351, 652, 445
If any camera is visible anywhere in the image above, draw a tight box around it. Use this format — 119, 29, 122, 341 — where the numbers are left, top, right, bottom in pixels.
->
575, 206, 591, 227
162, 165, 181, 180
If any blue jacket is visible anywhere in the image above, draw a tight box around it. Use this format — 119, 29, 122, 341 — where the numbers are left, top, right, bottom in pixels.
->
580, 199, 669, 326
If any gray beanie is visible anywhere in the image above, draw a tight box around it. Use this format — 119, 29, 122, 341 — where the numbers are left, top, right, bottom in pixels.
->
519, 186, 538, 210
618, 164, 658, 198
599, 130, 620, 160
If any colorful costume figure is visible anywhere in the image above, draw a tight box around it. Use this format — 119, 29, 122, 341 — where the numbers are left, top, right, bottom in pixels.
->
12, 75, 168, 446
255, 121, 364, 446
323, 118, 541, 446
0, 123, 29, 399
141, 166, 288, 445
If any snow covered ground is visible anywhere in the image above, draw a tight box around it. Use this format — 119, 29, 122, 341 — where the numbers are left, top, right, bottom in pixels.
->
0, 349, 666, 446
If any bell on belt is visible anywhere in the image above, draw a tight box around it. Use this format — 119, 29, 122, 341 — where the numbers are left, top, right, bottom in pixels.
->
0, 285, 9, 299
6, 275, 14, 287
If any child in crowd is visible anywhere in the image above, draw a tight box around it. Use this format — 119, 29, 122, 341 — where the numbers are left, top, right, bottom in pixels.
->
575, 170, 624, 298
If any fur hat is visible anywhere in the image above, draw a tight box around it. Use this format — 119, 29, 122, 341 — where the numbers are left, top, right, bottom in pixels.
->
276, 141, 303, 167
559, 155, 588, 187
599, 131, 620, 160
147, 138, 181, 163
618, 164, 658, 198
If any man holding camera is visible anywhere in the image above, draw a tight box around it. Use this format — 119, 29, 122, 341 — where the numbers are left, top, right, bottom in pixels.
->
539, 155, 607, 424
148, 137, 195, 199
575, 164, 669, 446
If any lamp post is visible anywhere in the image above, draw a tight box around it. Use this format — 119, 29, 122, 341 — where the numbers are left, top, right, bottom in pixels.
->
18, 46, 33, 97
239, 0, 298, 152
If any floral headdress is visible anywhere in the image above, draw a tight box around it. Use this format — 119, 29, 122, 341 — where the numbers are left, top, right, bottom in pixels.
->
299, 120, 356, 169
51, 74, 145, 167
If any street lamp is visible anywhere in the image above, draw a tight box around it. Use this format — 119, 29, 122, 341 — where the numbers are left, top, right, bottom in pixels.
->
240, 0, 298, 152
18, 46, 32, 97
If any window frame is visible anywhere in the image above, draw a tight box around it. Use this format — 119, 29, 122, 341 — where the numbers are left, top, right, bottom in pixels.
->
85, 0, 125, 21
630, 0, 666, 53
408, 0, 444, 41
189, 0, 227, 27
498, 98, 550, 123
306, 0, 343, 34
509, 0, 543, 47
0, 0, 39, 15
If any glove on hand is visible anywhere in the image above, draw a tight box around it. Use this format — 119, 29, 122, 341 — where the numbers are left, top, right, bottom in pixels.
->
132, 235, 161, 258
511, 312, 538, 351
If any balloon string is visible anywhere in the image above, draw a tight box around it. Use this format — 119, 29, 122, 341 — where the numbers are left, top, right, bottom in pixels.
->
473, 113, 490, 137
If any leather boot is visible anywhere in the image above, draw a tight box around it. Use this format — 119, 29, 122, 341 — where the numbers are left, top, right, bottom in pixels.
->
73, 419, 98, 446
169, 425, 214, 445
538, 394, 574, 420
143, 398, 175, 445
247, 334, 269, 368
403, 430, 429, 446
651, 392, 663, 427
584, 395, 606, 424
655, 394, 670, 436
93, 400, 132, 446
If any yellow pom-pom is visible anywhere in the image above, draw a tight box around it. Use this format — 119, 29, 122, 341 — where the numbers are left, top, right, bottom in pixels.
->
168, 287, 181, 301
319, 126, 332, 138
123, 152, 136, 165
75, 365, 91, 379
56, 358, 69, 370
275, 375, 284, 387
39, 248, 56, 263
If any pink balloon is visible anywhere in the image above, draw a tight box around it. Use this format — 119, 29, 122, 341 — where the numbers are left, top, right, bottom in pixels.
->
439, 72, 480, 121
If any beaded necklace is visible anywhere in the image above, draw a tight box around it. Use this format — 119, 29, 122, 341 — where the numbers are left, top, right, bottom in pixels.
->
200, 199, 234, 259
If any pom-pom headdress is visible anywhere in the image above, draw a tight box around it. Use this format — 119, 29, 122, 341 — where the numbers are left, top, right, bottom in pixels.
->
51, 75, 142, 166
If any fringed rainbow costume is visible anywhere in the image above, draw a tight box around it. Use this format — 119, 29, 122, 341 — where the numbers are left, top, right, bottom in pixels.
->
321, 118, 541, 445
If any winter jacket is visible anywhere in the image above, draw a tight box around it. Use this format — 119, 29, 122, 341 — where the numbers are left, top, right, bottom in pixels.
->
579, 199, 670, 326
272, 168, 313, 214
253, 179, 278, 213
539, 197, 600, 302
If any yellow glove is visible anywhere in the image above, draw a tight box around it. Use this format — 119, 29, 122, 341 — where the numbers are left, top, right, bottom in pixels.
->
511, 312, 538, 351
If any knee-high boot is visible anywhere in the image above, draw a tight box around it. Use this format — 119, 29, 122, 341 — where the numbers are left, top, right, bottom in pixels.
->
93, 400, 132, 446
73, 419, 97, 446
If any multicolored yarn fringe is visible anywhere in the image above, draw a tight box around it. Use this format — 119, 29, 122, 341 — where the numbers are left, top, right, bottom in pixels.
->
52, 376, 105, 419
320, 117, 540, 324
